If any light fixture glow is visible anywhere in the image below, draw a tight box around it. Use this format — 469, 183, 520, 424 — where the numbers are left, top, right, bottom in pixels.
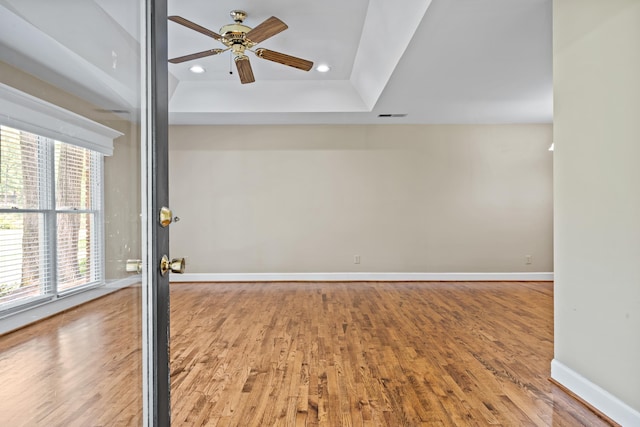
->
548, 142, 554, 151
189, 65, 206, 74
316, 64, 330, 73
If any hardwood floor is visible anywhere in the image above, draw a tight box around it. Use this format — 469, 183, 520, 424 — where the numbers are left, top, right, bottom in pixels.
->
0, 287, 143, 426
0, 282, 613, 426
169, 282, 612, 426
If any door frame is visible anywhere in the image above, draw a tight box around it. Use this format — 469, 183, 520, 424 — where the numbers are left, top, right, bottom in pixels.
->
142, 0, 171, 424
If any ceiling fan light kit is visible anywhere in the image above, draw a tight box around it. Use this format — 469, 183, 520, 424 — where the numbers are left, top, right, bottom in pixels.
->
168, 10, 313, 84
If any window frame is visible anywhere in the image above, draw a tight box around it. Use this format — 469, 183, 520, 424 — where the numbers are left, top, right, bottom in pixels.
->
54, 145, 105, 297
0, 83, 120, 316
0, 129, 106, 314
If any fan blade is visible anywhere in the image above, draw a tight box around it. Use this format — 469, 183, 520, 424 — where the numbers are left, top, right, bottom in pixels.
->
245, 16, 288, 44
169, 48, 226, 64
254, 48, 313, 71
235, 55, 255, 84
168, 16, 221, 40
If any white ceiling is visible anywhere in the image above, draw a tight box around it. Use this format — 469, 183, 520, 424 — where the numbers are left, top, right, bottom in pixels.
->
0, 0, 552, 125
167, 1, 369, 83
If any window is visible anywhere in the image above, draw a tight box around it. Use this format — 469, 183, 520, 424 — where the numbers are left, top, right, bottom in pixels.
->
0, 125, 104, 312
0, 83, 120, 315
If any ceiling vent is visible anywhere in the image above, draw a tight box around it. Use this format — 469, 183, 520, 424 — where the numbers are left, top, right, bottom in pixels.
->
378, 113, 407, 118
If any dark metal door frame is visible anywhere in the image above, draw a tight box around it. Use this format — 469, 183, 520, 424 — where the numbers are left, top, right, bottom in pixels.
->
144, 0, 171, 424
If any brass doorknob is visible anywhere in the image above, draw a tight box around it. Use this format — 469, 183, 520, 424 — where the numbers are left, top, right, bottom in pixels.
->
160, 255, 186, 276
126, 259, 142, 274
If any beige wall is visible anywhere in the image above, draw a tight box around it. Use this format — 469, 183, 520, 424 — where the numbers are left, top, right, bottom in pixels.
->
553, 0, 640, 416
169, 124, 553, 274
0, 61, 141, 280
103, 124, 141, 280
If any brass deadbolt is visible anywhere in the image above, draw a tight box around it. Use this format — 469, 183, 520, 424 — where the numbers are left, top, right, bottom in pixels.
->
159, 207, 173, 227
160, 255, 186, 276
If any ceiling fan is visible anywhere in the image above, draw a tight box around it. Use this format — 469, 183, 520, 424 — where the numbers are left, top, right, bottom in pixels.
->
168, 10, 314, 84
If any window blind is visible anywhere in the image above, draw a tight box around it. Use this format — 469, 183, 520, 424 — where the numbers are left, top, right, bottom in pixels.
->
0, 124, 104, 312
0, 125, 53, 308
54, 142, 103, 293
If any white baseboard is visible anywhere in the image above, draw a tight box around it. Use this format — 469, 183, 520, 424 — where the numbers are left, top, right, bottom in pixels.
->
0, 275, 140, 336
105, 275, 141, 289
551, 359, 640, 426
170, 272, 554, 283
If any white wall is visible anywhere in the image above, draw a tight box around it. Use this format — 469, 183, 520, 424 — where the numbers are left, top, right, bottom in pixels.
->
553, 0, 640, 423
169, 124, 553, 275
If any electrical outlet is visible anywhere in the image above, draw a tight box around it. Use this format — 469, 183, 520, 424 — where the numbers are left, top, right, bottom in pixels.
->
525, 255, 533, 265
354, 255, 361, 264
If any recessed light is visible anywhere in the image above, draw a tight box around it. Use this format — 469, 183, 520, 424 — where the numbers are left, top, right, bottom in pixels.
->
316, 64, 330, 73
189, 65, 206, 74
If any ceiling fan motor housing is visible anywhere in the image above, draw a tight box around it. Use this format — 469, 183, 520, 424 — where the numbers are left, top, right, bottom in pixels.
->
219, 23, 255, 51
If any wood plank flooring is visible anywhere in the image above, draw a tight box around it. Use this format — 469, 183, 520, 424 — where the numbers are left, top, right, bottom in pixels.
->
169, 282, 612, 426
0, 281, 613, 426
0, 287, 143, 426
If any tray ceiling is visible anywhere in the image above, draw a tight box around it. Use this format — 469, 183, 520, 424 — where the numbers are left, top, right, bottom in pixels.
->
0, 0, 552, 125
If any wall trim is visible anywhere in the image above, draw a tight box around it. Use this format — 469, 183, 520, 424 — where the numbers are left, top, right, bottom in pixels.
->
0, 276, 140, 336
551, 359, 640, 426
170, 272, 554, 283
0, 82, 122, 155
